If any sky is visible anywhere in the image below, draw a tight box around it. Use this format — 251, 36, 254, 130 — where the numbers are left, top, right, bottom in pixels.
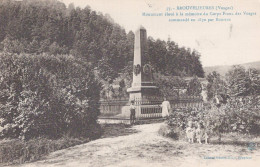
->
62, 0, 260, 67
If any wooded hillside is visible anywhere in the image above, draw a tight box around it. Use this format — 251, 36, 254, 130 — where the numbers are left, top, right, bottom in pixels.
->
0, 0, 205, 82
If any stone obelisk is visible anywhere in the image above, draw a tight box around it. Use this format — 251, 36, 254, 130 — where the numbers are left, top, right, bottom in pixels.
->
127, 26, 158, 100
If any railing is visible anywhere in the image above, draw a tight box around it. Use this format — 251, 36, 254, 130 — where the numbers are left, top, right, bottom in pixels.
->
139, 105, 162, 119
99, 98, 128, 116
99, 96, 203, 119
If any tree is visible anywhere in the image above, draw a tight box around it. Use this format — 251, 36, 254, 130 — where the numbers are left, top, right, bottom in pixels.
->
206, 71, 228, 103
118, 79, 125, 97
206, 104, 231, 142
0, 53, 101, 140
154, 74, 187, 97
187, 76, 202, 96
0, 0, 206, 104
248, 68, 260, 95
224, 96, 260, 134
191, 50, 205, 78
226, 66, 260, 96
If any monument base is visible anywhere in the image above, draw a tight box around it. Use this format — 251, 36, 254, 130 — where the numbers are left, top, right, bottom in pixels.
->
127, 86, 160, 101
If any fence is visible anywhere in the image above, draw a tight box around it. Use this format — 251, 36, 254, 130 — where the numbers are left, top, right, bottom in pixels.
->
138, 105, 162, 119
99, 98, 129, 116
99, 96, 203, 119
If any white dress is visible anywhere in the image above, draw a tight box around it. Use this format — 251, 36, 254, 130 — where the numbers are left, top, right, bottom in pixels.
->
161, 101, 171, 117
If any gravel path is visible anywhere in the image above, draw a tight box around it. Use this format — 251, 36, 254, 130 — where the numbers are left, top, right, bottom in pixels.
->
16, 123, 259, 167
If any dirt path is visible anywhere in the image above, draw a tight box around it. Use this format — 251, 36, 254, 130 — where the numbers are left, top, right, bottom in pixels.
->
17, 123, 259, 167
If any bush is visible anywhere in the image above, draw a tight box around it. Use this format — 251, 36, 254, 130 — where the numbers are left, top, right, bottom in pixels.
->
224, 96, 260, 134
158, 123, 184, 140
205, 96, 260, 141
165, 96, 260, 142
154, 74, 187, 97
158, 124, 170, 137
165, 107, 209, 140
0, 136, 90, 165
0, 52, 102, 140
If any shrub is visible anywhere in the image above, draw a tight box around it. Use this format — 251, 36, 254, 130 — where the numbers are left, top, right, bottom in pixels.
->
224, 96, 260, 134
154, 74, 187, 97
165, 96, 260, 142
187, 76, 202, 96
0, 52, 102, 140
205, 96, 260, 141
158, 124, 171, 137
165, 107, 209, 140
0, 137, 90, 165
158, 123, 184, 140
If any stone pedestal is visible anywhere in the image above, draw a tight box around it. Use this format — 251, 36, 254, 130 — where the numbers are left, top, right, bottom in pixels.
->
127, 26, 159, 101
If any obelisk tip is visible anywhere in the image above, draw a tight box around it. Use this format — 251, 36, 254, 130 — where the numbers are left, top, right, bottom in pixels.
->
138, 25, 146, 30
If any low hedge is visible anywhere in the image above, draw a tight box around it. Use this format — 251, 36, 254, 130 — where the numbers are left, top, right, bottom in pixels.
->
0, 136, 90, 165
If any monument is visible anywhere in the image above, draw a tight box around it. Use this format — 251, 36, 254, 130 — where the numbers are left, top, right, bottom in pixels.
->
127, 26, 159, 101
99, 26, 162, 122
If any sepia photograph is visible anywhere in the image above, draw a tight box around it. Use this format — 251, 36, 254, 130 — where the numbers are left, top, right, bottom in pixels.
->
0, 0, 259, 166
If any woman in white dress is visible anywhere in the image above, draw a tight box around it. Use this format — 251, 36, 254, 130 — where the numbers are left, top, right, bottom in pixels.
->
161, 97, 171, 118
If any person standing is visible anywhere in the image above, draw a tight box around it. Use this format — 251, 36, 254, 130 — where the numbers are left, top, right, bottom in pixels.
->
129, 100, 136, 125
161, 97, 171, 118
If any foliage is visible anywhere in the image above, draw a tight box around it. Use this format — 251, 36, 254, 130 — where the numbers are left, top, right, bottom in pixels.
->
202, 67, 260, 141
154, 73, 187, 97
165, 107, 207, 140
158, 123, 184, 140
0, 0, 204, 85
167, 108, 207, 130
204, 105, 232, 141
0, 52, 101, 140
226, 65, 260, 96
223, 96, 260, 134
0, 136, 90, 165
0, 0, 133, 82
147, 38, 205, 77
206, 71, 228, 102
187, 76, 202, 96
204, 96, 260, 140
166, 95, 260, 141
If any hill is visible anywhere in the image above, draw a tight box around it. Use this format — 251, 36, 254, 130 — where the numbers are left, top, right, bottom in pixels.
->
204, 61, 260, 76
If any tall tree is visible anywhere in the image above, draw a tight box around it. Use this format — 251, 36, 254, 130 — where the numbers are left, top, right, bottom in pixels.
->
206, 71, 228, 102
226, 66, 260, 96
187, 76, 202, 96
